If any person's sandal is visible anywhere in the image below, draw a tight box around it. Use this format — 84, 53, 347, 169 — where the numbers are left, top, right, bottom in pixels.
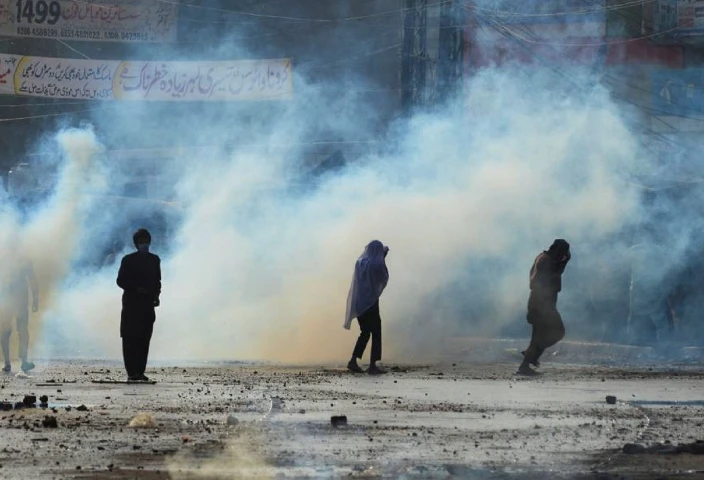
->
367, 365, 387, 375
521, 351, 540, 367
347, 361, 364, 374
517, 364, 540, 376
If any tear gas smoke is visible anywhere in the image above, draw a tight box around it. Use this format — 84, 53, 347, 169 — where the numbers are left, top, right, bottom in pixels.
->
168, 424, 272, 480
16, 1, 703, 363
1, 129, 104, 360
24, 65, 653, 364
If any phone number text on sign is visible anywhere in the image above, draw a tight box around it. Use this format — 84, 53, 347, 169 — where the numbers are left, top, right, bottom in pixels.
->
0, 0, 178, 42
14, 0, 60, 25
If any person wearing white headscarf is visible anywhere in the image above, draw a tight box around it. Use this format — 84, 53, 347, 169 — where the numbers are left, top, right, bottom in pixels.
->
344, 240, 389, 375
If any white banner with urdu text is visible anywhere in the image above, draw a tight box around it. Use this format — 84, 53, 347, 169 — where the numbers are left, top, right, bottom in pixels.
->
0, 53, 294, 101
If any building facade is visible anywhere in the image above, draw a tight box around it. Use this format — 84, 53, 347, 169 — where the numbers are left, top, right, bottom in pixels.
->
0, 0, 407, 182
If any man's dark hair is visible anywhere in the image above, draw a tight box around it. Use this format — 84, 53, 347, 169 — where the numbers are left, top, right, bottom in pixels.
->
548, 239, 570, 256
133, 228, 152, 247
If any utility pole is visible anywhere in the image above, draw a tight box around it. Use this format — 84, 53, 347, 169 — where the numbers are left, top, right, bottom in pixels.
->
401, 0, 428, 113
437, 0, 466, 104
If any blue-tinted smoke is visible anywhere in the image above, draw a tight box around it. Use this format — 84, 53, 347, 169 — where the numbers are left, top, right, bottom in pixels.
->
6, 1, 703, 364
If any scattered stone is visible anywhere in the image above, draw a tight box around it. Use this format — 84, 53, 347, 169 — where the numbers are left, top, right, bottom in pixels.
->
13, 402, 24, 410
298, 409, 306, 414
606, 395, 617, 405
331, 415, 347, 427
0, 402, 12, 411
76, 405, 88, 412
42, 417, 58, 429
128, 413, 155, 429
39, 396, 48, 404
23, 396, 36, 407
226, 414, 239, 426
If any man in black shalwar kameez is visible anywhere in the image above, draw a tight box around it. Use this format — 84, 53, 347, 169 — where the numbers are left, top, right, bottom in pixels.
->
117, 229, 161, 382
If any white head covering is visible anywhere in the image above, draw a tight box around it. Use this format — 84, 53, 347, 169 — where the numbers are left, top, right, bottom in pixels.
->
344, 240, 389, 330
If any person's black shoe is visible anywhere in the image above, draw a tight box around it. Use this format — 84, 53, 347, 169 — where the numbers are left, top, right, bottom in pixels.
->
21, 361, 35, 372
517, 364, 541, 376
520, 351, 540, 367
367, 365, 387, 375
127, 375, 141, 382
2, 364, 10, 373
347, 360, 364, 374
139, 375, 150, 382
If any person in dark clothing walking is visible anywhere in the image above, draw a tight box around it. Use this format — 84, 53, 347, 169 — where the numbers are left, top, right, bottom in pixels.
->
0, 250, 39, 374
344, 240, 389, 375
519, 239, 571, 376
117, 229, 161, 382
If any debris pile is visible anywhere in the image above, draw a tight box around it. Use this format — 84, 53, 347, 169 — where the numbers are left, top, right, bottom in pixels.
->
0, 394, 53, 410
42, 416, 58, 428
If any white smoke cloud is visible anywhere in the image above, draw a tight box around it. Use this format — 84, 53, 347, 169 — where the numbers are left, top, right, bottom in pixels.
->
25, 63, 646, 363
0, 128, 105, 361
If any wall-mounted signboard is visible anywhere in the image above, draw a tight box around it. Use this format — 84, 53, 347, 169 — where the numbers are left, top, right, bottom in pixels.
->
0, 0, 178, 42
654, 0, 704, 37
0, 53, 294, 101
